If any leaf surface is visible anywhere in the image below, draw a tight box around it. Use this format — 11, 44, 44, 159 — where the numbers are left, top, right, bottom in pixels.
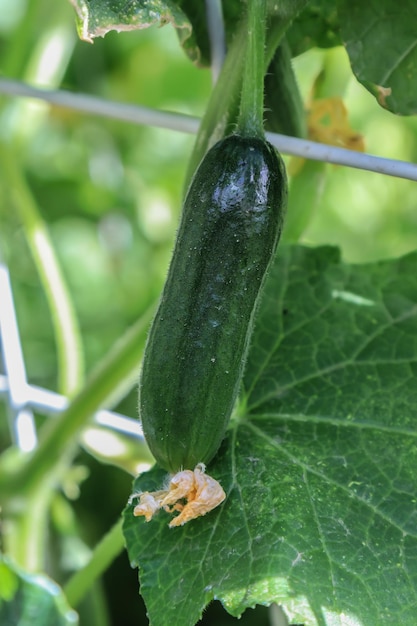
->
68, 0, 200, 61
286, 0, 341, 56
123, 245, 417, 626
68, 0, 242, 66
0, 557, 78, 626
339, 0, 417, 114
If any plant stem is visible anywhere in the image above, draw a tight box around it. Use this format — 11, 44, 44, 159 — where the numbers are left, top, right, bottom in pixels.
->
184, 19, 247, 186
2, 482, 52, 571
237, 0, 267, 138
64, 518, 125, 608
0, 144, 84, 396
185, 12, 292, 187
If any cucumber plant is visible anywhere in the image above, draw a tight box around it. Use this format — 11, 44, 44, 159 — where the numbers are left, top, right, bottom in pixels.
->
2, 2, 417, 626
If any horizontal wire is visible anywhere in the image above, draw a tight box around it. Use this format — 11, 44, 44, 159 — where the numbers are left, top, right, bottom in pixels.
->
1, 78, 417, 181
0, 373, 144, 440
0, 78, 200, 134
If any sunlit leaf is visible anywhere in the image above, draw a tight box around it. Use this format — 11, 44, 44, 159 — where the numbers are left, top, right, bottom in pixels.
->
124, 244, 417, 626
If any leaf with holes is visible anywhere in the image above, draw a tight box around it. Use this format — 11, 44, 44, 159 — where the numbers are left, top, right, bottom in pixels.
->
68, 0, 200, 62
339, 0, 417, 115
123, 244, 417, 626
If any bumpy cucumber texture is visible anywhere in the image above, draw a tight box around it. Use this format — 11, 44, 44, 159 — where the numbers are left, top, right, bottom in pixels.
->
139, 134, 287, 472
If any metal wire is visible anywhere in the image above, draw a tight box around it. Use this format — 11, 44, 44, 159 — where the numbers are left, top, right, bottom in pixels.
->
0, 78, 200, 135
205, 0, 226, 84
0, 373, 143, 439
1, 78, 417, 181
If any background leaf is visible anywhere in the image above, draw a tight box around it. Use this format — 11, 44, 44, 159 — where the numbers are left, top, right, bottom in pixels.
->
124, 244, 417, 626
0, 557, 78, 626
338, 0, 417, 115
175, 0, 242, 67
68, 0, 200, 62
286, 0, 341, 56
68, 0, 241, 66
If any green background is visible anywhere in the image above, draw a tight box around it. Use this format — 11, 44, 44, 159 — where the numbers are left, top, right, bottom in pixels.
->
1, 0, 417, 624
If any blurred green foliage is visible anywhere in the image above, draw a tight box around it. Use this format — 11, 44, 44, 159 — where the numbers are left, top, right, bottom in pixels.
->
0, 3, 211, 623
292, 47, 417, 261
1, 0, 211, 389
1, 0, 417, 624
2, 0, 417, 389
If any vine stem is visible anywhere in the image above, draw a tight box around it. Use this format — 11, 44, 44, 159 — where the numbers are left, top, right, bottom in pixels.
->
0, 145, 84, 397
184, 20, 247, 182
237, 0, 267, 137
3, 479, 52, 571
64, 519, 125, 608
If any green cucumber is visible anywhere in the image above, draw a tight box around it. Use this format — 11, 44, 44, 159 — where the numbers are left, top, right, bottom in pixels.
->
139, 134, 287, 473
264, 37, 306, 139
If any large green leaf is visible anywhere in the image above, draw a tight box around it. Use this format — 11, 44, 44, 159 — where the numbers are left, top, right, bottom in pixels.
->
338, 0, 417, 115
0, 556, 78, 626
123, 245, 417, 626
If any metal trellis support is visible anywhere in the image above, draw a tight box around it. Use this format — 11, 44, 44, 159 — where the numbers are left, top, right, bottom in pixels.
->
0, 261, 144, 453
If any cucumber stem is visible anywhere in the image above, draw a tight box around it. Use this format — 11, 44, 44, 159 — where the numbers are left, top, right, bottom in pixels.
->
185, 15, 295, 188
184, 19, 247, 188
237, 0, 267, 138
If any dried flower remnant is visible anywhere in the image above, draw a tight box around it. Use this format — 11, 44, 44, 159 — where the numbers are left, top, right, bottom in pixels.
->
308, 97, 365, 152
130, 463, 226, 528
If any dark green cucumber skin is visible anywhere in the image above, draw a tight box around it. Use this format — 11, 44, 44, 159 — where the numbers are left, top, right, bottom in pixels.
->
139, 135, 287, 472
264, 38, 306, 139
